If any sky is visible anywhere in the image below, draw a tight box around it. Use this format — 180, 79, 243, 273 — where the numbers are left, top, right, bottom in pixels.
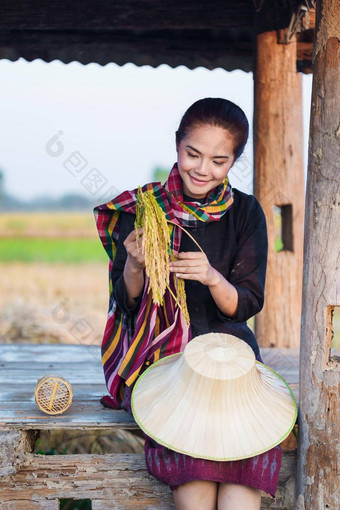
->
0, 58, 313, 203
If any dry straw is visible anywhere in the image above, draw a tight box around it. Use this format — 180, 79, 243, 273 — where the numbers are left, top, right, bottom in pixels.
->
35, 375, 73, 415
132, 332, 298, 461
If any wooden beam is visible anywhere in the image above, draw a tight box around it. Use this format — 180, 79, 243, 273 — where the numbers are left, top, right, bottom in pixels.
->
296, 0, 340, 507
0, 430, 36, 477
254, 31, 305, 348
0, 450, 297, 509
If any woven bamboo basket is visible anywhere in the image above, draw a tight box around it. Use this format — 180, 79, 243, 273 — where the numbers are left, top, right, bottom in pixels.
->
35, 375, 73, 415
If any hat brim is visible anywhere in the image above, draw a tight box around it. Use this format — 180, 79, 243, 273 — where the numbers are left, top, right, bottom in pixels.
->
131, 352, 297, 461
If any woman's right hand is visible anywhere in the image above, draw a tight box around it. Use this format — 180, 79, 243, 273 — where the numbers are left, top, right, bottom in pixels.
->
123, 227, 146, 272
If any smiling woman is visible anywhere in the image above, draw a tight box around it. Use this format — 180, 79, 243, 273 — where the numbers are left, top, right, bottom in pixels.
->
94, 97, 282, 509
175, 98, 248, 201
176, 125, 236, 199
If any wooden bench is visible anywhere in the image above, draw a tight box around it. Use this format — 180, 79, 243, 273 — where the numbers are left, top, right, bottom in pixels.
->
0, 344, 299, 509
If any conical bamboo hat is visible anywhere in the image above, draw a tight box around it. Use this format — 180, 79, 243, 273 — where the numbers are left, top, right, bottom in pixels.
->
131, 332, 297, 460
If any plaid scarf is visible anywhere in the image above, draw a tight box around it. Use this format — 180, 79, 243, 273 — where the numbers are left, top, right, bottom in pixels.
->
93, 162, 233, 408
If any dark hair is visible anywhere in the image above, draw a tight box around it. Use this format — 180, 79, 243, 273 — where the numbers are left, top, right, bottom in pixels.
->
175, 97, 249, 160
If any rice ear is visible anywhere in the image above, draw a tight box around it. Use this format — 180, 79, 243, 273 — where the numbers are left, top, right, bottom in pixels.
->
134, 188, 190, 324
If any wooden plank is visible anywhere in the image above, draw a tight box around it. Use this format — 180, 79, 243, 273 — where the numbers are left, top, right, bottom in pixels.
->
0, 348, 299, 385
0, 386, 299, 429
0, 500, 58, 510
0, 405, 137, 430
0, 345, 299, 429
0, 366, 105, 385
0, 344, 299, 368
91, 502, 171, 510
0, 389, 299, 430
296, 0, 340, 508
254, 31, 304, 349
0, 343, 101, 363
261, 348, 300, 379
0, 385, 106, 402
0, 453, 175, 509
0, 451, 297, 510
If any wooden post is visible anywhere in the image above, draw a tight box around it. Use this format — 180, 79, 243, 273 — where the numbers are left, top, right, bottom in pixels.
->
296, 0, 340, 508
254, 30, 304, 348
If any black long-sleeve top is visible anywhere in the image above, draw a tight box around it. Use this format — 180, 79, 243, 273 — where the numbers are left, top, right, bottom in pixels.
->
111, 188, 268, 357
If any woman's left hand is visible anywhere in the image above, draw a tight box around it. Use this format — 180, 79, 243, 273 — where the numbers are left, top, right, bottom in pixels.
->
169, 251, 220, 287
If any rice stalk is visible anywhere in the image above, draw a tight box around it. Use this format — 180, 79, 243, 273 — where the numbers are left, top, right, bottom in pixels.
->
171, 252, 190, 325
135, 187, 193, 325
135, 187, 170, 306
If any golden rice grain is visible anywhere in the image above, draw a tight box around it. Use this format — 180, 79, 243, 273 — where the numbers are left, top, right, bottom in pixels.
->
135, 187, 190, 324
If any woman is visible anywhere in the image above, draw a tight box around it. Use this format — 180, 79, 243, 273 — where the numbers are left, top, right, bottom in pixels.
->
94, 98, 282, 509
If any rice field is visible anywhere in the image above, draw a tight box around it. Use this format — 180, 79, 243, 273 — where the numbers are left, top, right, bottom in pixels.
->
0, 237, 106, 262
0, 211, 96, 238
0, 212, 108, 343
0, 261, 109, 344
0, 211, 106, 263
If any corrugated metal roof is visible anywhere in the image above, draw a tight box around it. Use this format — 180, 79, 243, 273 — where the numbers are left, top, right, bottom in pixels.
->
0, 1, 314, 73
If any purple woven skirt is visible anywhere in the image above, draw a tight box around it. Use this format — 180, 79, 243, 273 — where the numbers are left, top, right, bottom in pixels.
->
122, 351, 283, 499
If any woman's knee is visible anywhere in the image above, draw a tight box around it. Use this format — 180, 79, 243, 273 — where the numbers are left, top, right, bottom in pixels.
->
218, 482, 262, 510
172, 480, 218, 510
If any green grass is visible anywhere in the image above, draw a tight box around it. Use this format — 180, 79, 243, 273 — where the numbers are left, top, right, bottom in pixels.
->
274, 237, 284, 252
332, 309, 340, 351
0, 237, 107, 263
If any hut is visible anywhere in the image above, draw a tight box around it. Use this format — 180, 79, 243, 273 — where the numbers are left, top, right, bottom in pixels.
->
0, 1, 338, 508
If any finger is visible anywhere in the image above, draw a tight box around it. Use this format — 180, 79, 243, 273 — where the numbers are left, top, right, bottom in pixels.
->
174, 273, 200, 281
170, 260, 203, 269
170, 266, 203, 275
176, 251, 205, 260
127, 227, 144, 240
170, 266, 198, 274
125, 231, 136, 244
134, 244, 145, 256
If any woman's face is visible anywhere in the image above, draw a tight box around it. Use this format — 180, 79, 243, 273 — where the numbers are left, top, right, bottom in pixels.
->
176, 124, 236, 200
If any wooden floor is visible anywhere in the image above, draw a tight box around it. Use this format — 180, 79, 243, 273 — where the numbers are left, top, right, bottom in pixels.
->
0, 343, 300, 430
